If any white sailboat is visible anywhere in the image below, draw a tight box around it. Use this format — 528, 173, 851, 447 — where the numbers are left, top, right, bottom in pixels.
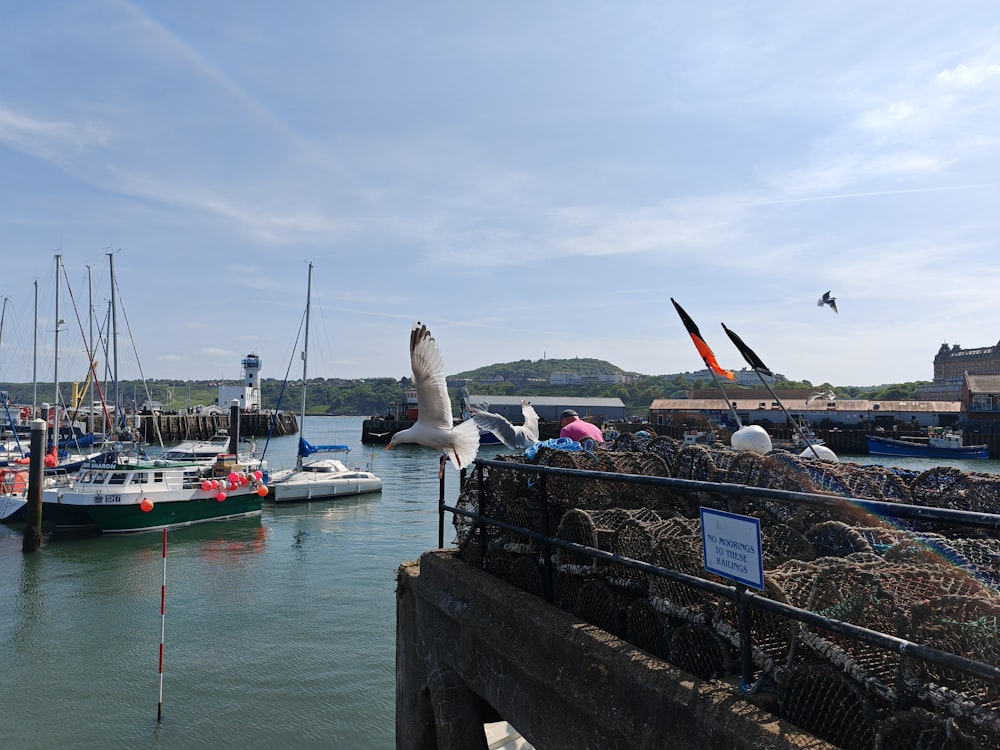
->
266, 263, 382, 502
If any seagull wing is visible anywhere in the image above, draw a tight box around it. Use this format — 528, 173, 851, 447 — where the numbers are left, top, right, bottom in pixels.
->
470, 407, 520, 448
409, 322, 453, 431
520, 401, 540, 443
828, 298, 838, 313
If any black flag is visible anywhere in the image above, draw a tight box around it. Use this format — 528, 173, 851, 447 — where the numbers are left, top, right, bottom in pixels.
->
721, 323, 773, 377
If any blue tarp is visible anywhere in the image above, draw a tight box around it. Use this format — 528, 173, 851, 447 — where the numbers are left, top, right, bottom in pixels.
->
298, 437, 350, 458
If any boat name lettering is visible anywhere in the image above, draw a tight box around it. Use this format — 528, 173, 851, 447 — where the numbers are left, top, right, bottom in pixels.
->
94, 494, 122, 504
84, 462, 118, 470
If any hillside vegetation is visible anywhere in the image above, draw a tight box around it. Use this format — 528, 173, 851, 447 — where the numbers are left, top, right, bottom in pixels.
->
2, 357, 930, 417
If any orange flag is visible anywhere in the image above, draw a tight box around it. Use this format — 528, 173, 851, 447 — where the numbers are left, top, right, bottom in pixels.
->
670, 298, 735, 380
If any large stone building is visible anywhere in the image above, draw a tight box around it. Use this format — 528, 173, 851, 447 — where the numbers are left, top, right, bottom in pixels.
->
920, 341, 1000, 400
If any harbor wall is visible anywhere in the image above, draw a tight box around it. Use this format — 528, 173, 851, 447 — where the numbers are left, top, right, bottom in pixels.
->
396, 550, 832, 750
133, 411, 298, 442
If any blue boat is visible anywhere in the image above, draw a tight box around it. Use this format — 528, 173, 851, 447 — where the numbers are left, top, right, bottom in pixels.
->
866, 427, 989, 460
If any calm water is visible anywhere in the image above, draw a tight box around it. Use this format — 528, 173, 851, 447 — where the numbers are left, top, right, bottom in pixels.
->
2, 426, 998, 749
0, 416, 507, 749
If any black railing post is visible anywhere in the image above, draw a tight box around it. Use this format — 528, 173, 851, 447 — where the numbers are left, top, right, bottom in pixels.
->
735, 583, 756, 691
539, 472, 554, 603
476, 464, 488, 569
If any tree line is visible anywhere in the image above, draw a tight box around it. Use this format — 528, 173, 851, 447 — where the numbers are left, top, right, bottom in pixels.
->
3, 370, 930, 418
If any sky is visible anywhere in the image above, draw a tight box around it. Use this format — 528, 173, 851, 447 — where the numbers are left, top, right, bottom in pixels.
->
2, 2, 1000, 390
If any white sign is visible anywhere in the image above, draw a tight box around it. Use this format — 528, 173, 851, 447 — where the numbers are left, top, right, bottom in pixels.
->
700, 507, 764, 590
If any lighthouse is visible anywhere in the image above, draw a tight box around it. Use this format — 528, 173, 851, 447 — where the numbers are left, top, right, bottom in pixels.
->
218, 353, 262, 411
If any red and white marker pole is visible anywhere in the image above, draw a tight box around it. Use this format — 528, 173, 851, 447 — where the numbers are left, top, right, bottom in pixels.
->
157, 528, 167, 722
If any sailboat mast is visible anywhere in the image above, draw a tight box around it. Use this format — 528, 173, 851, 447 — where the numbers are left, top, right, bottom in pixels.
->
299, 263, 312, 427
108, 252, 120, 429
53, 254, 62, 449
32, 280, 38, 410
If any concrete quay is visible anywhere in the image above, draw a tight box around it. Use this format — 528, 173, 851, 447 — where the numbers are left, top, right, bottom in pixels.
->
396, 550, 832, 750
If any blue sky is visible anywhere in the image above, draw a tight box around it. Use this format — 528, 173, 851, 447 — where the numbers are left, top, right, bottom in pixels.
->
2, 2, 1000, 389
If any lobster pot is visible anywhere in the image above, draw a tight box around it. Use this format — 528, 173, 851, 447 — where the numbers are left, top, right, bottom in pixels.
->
778, 663, 877, 750
875, 707, 982, 750
668, 622, 737, 682
625, 598, 671, 661
506, 554, 544, 598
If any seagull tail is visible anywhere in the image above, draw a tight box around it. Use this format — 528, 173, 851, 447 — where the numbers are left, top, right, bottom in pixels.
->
449, 419, 481, 470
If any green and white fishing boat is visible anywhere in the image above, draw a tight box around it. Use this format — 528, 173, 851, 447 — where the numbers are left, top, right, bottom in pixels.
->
42, 450, 265, 533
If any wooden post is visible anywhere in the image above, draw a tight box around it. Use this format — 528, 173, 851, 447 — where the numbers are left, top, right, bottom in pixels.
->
22, 418, 47, 553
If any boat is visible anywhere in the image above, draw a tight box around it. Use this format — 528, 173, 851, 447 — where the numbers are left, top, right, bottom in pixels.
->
0, 465, 29, 522
866, 426, 989, 460
41, 449, 265, 533
266, 263, 382, 502
161, 429, 255, 465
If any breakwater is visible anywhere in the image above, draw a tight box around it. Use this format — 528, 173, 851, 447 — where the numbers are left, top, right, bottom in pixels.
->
132, 410, 298, 442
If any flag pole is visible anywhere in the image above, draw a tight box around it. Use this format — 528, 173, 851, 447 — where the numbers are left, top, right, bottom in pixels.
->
748, 370, 822, 459
720, 323, 822, 459
704, 366, 743, 430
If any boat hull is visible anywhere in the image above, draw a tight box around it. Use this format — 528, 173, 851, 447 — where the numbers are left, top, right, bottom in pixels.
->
269, 473, 382, 502
0, 493, 27, 522
84, 493, 262, 533
866, 435, 989, 459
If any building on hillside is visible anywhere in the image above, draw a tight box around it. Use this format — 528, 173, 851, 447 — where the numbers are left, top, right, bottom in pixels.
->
919, 341, 1000, 400
549, 371, 627, 385
671, 368, 780, 387
467, 395, 626, 423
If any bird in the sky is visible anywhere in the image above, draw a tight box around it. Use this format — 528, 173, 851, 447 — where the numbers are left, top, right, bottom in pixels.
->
817, 291, 838, 313
387, 322, 480, 477
470, 401, 540, 450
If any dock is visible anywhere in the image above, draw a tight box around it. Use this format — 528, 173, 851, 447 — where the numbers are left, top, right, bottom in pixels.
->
132, 410, 298, 442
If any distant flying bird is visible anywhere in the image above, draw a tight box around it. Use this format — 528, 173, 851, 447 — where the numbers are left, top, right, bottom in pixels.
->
470, 401, 540, 450
806, 390, 836, 405
387, 322, 480, 477
817, 291, 838, 314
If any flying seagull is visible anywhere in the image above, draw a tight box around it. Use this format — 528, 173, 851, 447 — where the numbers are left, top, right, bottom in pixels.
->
817, 291, 838, 313
806, 390, 836, 405
470, 401, 540, 450
387, 322, 480, 477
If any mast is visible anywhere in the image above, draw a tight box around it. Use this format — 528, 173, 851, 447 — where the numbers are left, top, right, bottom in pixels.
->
87, 263, 95, 435
108, 251, 120, 431
32, 280, 38, 409
53, 254, 62, 451
296, 262, 313, 470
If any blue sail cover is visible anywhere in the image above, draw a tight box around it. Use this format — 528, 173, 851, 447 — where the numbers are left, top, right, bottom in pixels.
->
297, 437, 350, 458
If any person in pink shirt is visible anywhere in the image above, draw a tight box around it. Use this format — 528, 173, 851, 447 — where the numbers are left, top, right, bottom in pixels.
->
559, 410, 605, 445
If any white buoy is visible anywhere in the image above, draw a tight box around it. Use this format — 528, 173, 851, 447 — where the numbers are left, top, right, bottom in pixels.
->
730, 425, 772, 454
799, 445, 839, 462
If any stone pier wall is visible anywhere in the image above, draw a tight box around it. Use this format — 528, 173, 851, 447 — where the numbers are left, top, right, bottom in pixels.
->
396, 550, 832, 750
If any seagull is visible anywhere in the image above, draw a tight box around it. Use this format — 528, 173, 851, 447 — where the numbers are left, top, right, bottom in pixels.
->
806, 390, 836, 405
469, 401, 540, 450
817, 291, 838, 314
387, 321, 480, 477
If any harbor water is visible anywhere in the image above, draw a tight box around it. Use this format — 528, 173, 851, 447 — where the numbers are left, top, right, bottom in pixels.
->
0, 416, 506, 749
2, 421, 999, 749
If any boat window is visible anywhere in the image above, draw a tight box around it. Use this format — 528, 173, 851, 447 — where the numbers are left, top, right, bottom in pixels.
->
79, 471, 97, 484
108, 472, 129, 485
131, 472, 147, 484
154, 471, 164, 483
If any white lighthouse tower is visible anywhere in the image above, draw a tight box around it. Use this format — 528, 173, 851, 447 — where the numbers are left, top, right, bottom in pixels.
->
218, 353, 262, 411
